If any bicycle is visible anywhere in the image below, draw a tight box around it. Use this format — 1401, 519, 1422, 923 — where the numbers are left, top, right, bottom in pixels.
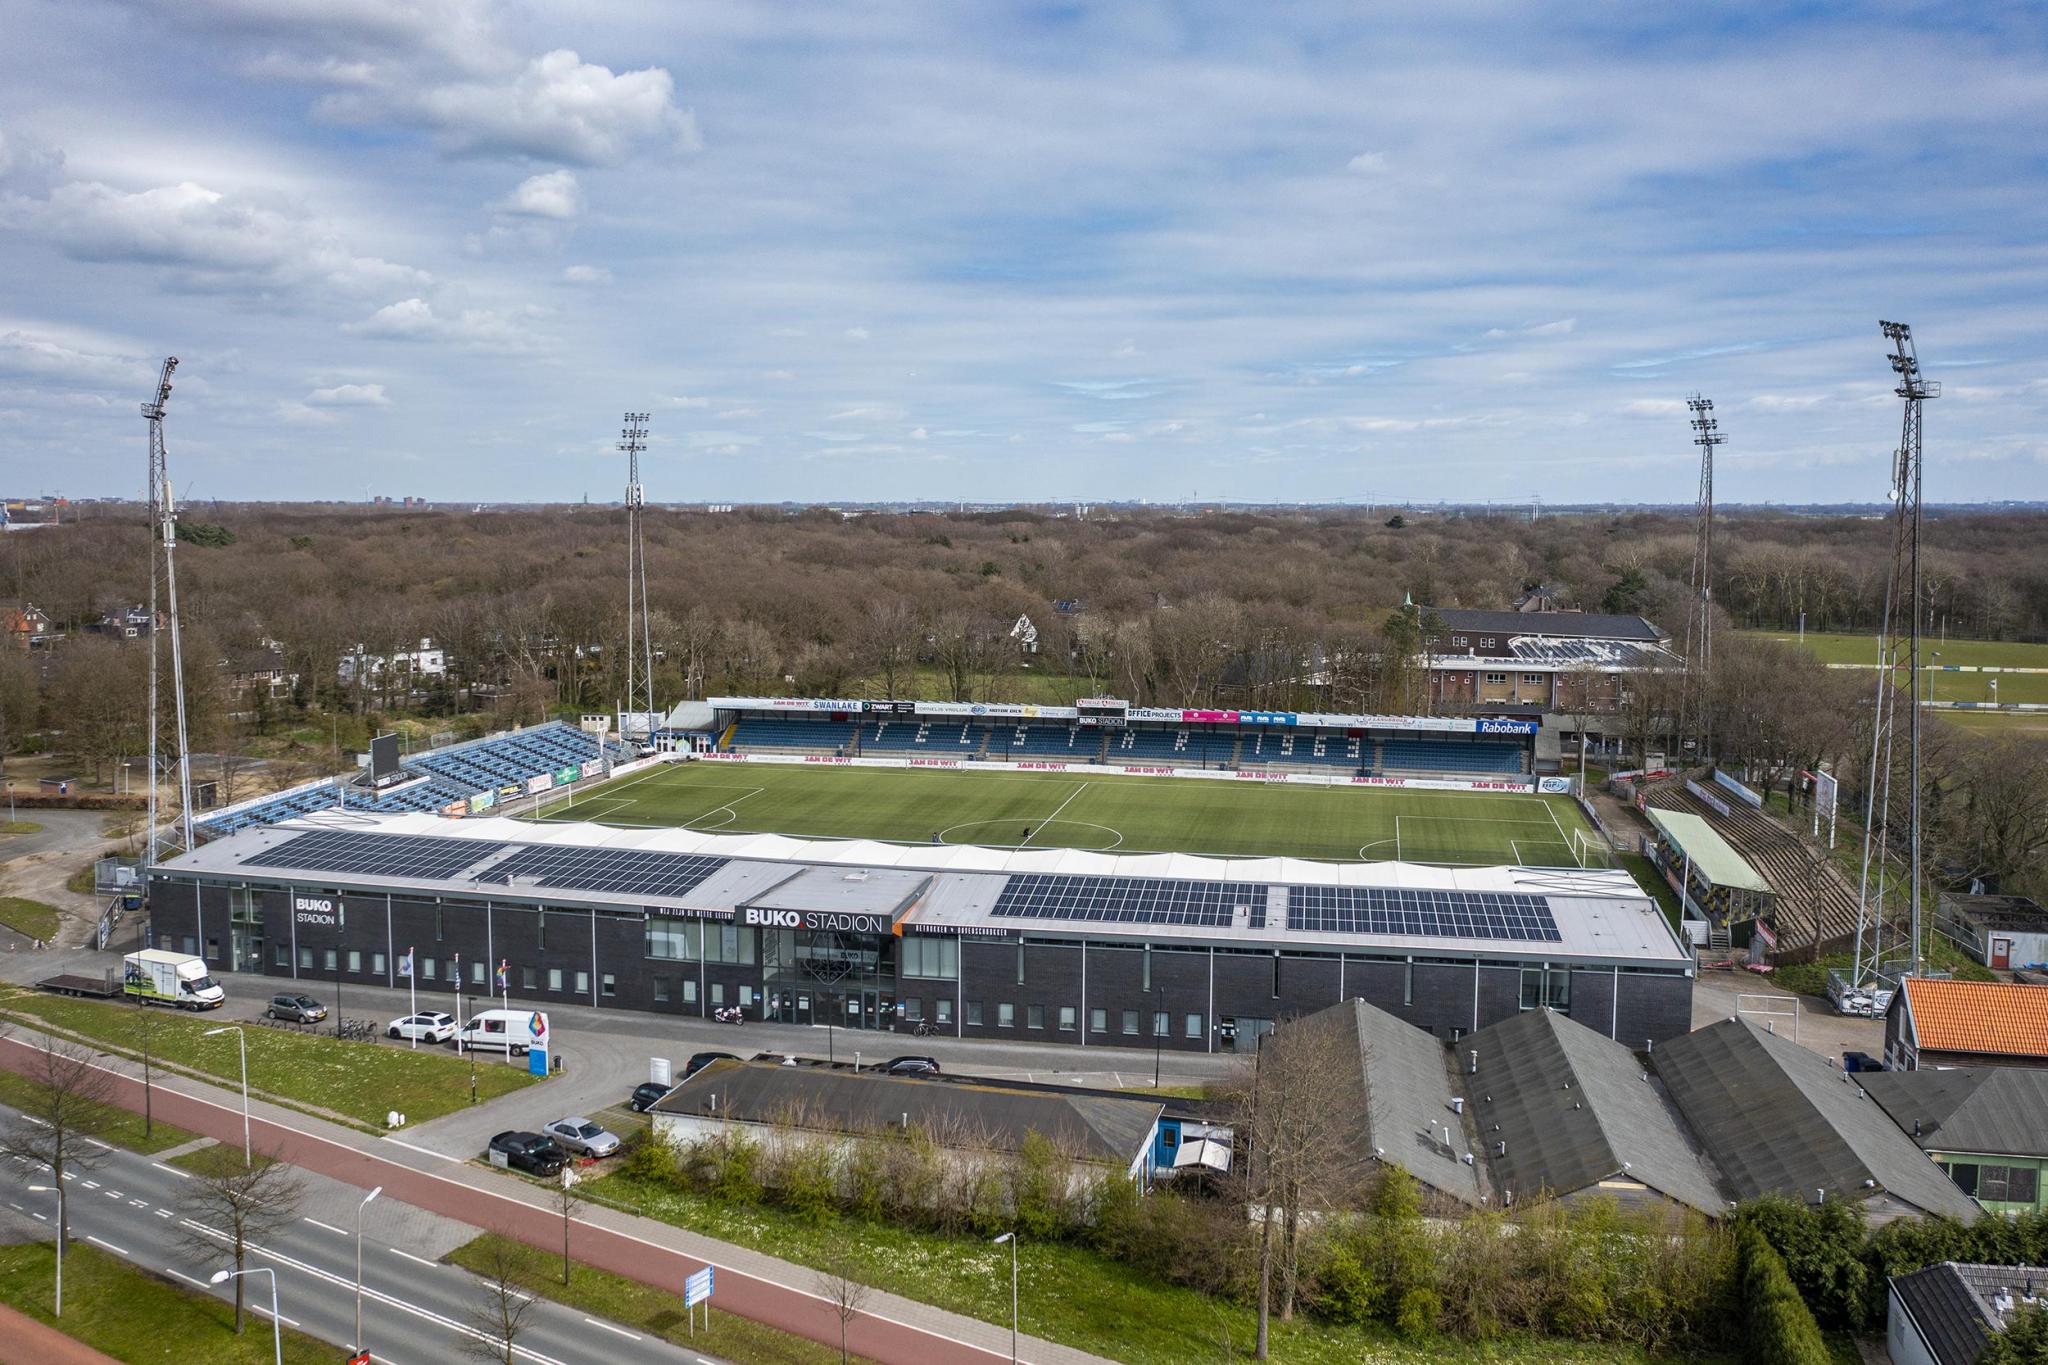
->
912, 1019, 940, 1037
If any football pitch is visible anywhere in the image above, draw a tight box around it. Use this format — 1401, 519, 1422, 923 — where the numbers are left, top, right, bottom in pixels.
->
531, 762, 1594, 867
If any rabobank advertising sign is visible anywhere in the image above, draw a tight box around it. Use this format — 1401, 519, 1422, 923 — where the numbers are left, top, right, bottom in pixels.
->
1477, 718, 1539, 735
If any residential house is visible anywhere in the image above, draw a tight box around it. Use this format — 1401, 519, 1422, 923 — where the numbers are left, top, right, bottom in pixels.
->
1864, 1067, 2048, 1216
1889, 1262, 2048, 1365
1886, 979, 2048, 1072
1, 603, 54, 649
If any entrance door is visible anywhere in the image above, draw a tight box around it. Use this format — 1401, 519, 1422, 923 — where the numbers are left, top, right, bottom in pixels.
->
1992, 937, 2013, 970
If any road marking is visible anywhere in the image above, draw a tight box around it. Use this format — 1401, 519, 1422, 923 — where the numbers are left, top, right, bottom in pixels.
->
303, 1217, 347, 1236
82, 1180, 100, 1189
152, 1162, 191, 1179
254, 1304, 302, 1328
87, 1235, 130, 1256
128, 1199, 148, 1208
30, 1212, 45, 1222
105, 1189, 123, 1199
82, 1137, 111, 1150
379, 1135, 462, 1163
390, 1247, 439, 1268
155, 1208, 173, 1219
166, 1266, 210, 1288
583, 1317, 641, 1340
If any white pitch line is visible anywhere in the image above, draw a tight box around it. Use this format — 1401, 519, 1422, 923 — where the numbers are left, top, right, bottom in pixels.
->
583, 1317, 642, 1340
1024, 781, 1091, 845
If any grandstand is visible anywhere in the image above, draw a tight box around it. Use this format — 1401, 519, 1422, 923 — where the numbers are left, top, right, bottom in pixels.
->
200, 720, 631, 836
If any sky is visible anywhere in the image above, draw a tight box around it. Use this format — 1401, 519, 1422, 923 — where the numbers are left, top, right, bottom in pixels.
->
2, 2, 2046, 507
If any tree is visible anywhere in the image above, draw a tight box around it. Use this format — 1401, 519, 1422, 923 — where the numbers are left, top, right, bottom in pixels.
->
553, 1166, 584, 1285
0, 1036, 116, 1249
131, 1004, 160, 1140
1983, 1304, 2048, 1363
178, 1145, 304, 1334
466, 1235, 539, 1364
816, 1253, 873, 1365
1601, 565, 1651, 615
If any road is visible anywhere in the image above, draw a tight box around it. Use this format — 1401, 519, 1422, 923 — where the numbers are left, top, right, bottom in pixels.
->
0, 1105, 732, 1365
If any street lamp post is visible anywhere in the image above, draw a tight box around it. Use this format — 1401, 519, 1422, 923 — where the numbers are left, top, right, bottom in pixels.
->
28, 1184, 61, 1316
211, 1266, 282, 1365
355, 1184, 382, 1351
992, 1231, 1018, 1364
1152, 985, 1164, 1089
203, 1024, 250, 1166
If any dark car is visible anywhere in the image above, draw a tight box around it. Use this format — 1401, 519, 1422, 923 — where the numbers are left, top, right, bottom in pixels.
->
683, 1051, 739, 1080
265, 993, 327, 1024
488, 1130, 566, 1177
879, 1055, 942, 1076
628, 1081, 672, 1112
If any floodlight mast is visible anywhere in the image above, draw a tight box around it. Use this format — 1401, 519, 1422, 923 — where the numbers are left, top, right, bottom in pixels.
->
1680, 395, 1722, 765
619, 413, 655, 740
142, 357, 195, 862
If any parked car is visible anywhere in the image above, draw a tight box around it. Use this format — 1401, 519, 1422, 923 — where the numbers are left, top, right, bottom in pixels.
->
683, 1051, 739, 1079
386, 1011, 458, 1043
628, 1081, 672, 1112
543, 1117, 620, 1158
487, 1131, 566, 1177
265, 993, 327, 1024
879, 1055, 942, 1076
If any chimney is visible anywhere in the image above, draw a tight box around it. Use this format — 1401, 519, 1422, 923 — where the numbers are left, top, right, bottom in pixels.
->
1451, 1097, 1465, 1115
1496, 1140, 1507, 1157
1468, 1049, 1479, 1075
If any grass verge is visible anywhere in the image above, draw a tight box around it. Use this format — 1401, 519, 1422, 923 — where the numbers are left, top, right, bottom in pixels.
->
0, 897, 61, 941
0, 990, 537, 1129
0, 1242, 340, 1364
447, 1232, 882, 1365
0, 819, 43, 836
66, 863, 98, 896
0, 1068, 200, 1155
584, 1172, 1659, 1365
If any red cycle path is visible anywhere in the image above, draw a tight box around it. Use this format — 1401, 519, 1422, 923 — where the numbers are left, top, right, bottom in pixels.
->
0, 1036, 1023, 1365
0, 1303, 124, 1365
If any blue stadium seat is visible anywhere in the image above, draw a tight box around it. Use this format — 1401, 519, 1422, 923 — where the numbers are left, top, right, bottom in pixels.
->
1379, 738, 1526, 775
727, 718, 847, 753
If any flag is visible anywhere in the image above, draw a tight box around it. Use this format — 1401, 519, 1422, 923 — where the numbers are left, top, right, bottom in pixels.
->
497, 959, 509, 990
398, 948, 413, 979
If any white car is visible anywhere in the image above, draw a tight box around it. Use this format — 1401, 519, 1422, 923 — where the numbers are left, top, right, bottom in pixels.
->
387, 1011, 458, 1043
543, 1117, 620, 1158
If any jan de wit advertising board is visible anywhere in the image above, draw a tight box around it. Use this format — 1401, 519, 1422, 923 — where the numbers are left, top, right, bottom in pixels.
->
689, 749, 1535, 792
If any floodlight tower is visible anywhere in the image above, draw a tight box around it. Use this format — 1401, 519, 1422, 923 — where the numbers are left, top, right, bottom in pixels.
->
1680, 396, 1723, 764
1857, 322, 1938, 978
142, 357, 195, 862
619, 413, 655, 740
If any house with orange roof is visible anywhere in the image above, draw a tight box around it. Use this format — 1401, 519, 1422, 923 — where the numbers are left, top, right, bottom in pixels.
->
1885, 978, 2048, 1072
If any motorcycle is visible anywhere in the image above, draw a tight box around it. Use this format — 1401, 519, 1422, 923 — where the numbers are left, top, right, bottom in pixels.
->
712, 1006, 744, 1025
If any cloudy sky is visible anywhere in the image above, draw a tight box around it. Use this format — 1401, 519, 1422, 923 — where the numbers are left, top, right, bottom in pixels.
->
2, 2, 2045, 506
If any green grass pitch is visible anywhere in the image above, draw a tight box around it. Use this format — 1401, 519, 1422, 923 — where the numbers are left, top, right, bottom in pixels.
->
530, 762, 1593, 867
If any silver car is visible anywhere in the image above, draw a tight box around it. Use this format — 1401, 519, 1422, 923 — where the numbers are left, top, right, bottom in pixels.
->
542, 1117, 619, 1158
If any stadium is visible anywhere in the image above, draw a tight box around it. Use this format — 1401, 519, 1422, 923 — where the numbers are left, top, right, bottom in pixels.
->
149, 699, 1695, 1053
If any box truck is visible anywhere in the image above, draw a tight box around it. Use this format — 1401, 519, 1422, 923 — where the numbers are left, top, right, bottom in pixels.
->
123, 950, 225, 1010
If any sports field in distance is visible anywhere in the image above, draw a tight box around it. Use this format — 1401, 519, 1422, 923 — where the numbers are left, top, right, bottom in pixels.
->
531, 761, 1596, 867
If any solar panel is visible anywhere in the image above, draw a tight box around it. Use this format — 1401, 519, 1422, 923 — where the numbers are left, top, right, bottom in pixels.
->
988, 875, 1243, 927
242, 829, 504, 882
485, 844, 729, 900
1288, 886, 1560, 941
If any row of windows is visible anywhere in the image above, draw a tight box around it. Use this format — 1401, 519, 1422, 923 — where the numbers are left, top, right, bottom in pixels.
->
950, 1001, 1202, 1038
1948, 1162, 2040, 1205
899, 935, 959, 979
645, 918, 756, 964
282, 944, 621, 998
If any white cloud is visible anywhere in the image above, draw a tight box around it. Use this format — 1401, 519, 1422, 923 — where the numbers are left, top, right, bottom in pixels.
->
495, 170, 580, 220
842, 326, 870, 341
1525, 317, 1576, 336
560, 264, 611, 285
1346, 151, 1388, 174
909, 426, 928, 439
307, 382, 390, 406
319, 49, 698, 166
0, 327, 151, 388
660, 395, 709, 409
346, 297, 535, 350
1617, 398, 1690, 418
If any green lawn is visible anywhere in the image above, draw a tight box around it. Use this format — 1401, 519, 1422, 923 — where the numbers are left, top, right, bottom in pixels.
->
0, 1068, 199, 1155
539, 762, 1591, 867
0, 989, 536, 1129
0, 896, 62, 941
1738, 629, 2048, 705
582, 1173, 1663, 1365
446, 1233, 884, 1365
0, 819, 43, 836
0, 1243, 341, 1364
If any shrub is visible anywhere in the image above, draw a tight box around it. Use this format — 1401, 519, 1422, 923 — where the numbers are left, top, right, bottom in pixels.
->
1737, 1225, 1831, 1365
1010, 1131, 1067, 1242
616, 1130, 681, 1188
1736, 1195, 1870, 1330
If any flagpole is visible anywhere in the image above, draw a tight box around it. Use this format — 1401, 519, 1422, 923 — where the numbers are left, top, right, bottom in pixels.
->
500, 959, 512, 1066
407, 947, 416, 1049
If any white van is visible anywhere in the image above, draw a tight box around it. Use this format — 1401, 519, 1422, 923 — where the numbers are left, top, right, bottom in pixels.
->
453, 1008, 549, 1055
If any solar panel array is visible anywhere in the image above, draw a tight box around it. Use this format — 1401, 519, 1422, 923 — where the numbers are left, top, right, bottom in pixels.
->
242, 829, 504, 882
486, 844, 729, 900
989, 875, 1249, 926
1288, 886, 1560, 941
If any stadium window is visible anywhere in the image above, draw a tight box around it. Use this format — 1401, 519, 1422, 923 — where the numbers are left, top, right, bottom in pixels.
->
1982, 1166, 2011, 1202
372, 952, 385, 976
1521, 673, 1545, 685
682, 980, 697, 1005
1403, 960, 1413, 1006
998, 1002, 1014, 1028
324, 948, 337, 972
1091, 1008, 1107, 1033
711, 983, 725, 1006
1122, 1009, 1138, 1035
903, 936, 958, 979
653, 977, 670, 1004
1060, 1006, 1078, 1032
936, 999, 953, 1025
1017, 942, 1026, 984
346, 950, 361, 974
273, 944, 289, 968
471, 960, 486, 986
1142, 946, 1151, 991
299, 946, 313, 970
966, 1001, 983, 1026
575, 971, 589, 995
536, 910, 546, 950
1185, 1012, 1202, 1039
1028, 1004, 1045, 1029
602, 974, 616, 998
737, 985, 752, 1008
1153, 1010, 1169, 1036
422, 957, 437, 981
1272, 955, 1281, 998
433, 907, 443, 941
905, 997, 923, 1022
1485, 672, 1508, 685
644, 916, 698, 961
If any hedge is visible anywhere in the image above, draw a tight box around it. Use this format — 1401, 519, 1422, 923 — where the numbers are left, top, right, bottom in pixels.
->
1737, 1226, 1830, 1365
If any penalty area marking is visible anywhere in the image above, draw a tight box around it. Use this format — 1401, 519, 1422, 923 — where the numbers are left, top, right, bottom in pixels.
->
686, 787, 767, 833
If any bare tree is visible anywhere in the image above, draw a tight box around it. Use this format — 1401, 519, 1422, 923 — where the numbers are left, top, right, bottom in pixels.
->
816, 1253, 873, 1365
553, 1166, 584, 1285
130, 1004, 160, 1140
177, 1145, 304, 1334
0, 1036, 116, 1248
466, 1236, 540, 1365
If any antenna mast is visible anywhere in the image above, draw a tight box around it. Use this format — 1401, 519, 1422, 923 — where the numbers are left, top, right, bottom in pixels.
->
1680, 395, 1723, 763
142, 357, 195, 861
619, 412, 655, 740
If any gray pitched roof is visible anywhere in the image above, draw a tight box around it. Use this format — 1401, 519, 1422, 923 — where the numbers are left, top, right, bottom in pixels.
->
651, 1061, 1161, 1166
1891, 1262, 2048, 1365
1426, 608, 1665, 643
1291, 998, 1482, 1205
1863, 1067, 2048, 1160
1460, 1008, 1728, 1216
1657, 1018, 1979, 1221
